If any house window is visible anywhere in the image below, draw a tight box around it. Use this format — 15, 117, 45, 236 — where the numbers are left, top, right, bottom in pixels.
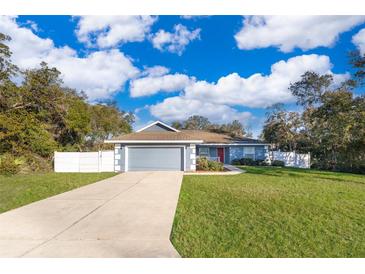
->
243, 147, 255, 159
199, 147, 209, 156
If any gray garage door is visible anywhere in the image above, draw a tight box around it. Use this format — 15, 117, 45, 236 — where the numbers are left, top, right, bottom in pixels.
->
128, 147, 183, 171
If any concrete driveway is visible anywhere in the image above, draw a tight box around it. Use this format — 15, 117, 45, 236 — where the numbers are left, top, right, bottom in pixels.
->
0, 171, 183, 257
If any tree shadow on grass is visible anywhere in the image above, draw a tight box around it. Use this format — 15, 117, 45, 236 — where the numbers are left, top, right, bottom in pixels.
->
313, 176, 365, 185
239, 166, 365, 185
242, 167, 283, 177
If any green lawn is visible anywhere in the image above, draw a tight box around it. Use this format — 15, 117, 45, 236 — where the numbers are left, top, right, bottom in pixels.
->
171, 166, 365, 257
0, 172, 116, 213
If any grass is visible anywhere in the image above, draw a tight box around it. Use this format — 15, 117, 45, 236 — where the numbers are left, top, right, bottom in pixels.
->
171, 166, 365, 257
0, 172, 116, 213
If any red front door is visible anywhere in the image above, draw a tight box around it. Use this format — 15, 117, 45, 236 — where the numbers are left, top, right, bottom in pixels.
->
217, 148, 224, 163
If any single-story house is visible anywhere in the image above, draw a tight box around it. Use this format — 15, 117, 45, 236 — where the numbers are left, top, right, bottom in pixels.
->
104, 121, 270, 172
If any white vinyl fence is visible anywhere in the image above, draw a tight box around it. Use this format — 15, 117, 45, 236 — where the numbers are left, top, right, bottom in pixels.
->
54, 151, 114, 172
271, 151, 311, 169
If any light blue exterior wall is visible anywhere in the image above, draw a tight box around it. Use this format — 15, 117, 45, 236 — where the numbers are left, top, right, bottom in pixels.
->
197, 145, 268, 164
255, 146, 266, 160
229, 146, 244, 161
229, 145, 268, 162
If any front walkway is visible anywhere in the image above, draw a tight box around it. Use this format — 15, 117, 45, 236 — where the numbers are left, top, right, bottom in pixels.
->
0, 171, 183, 257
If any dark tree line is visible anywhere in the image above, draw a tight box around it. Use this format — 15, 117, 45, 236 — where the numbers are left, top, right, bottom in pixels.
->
262, 52, 365, 174
171, 115, 252, 138
0, 33, 134, 171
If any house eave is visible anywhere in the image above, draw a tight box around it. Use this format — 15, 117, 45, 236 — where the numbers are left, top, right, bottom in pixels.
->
104, 140, 204, 144
197, 143, 270, 146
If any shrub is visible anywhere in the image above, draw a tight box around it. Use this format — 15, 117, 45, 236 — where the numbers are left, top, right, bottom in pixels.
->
0, 154, 20, 176
197, 157, 209, 171
24, 153, 52, 172
233, 158, 268, 166
259, 160, 269, 166
231, 159, 241, 165
239, 158, 255, 166
272, 160, 285, 167
197, 157, 224, 171
208, 160, 224, 171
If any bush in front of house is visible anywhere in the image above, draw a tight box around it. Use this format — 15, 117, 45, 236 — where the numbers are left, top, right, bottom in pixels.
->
231, 158, 273, 167
197, 157, 224, 171
208, 160, 224, 171
231, 159, 241, 165
0, 154, 20, 176
258, 160, 269, 166
197, 157, 209, 170
271, 160, 285, 167
239, 158, 254, 165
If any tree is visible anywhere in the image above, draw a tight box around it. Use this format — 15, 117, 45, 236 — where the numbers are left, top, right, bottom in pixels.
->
174, 116, 250, 138
209, 120, 247, 137
284, 70, 365, 173
0, 33, 136, 172
171, 121, 182, 129
0, 33, 21, 112
223, 120, 246, 137
289, 71, 333, 108
0, 111, 58, 157
308, 89, 365, 171
349, 50, 365, 86
0, 33, 18, 83
261, 104, 305, 152
87, 104, 134, 150
183, 115, 211, 130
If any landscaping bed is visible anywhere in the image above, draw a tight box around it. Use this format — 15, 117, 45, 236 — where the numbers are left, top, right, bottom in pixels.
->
172, 166, 365, 257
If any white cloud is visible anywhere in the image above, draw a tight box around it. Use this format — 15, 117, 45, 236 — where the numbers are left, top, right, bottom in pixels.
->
180, 16, 209, 20
352, 28, 365, 55
183, 54, 348, 108
0, 16, 139, 101
134, 55, 344, 107
48, 50, 139, 100
130, 73, 194, 97
23, 20, 39, 32
141, 65, 170, 77
181, 16, 194, 19
235, 16, 365, 52
148, 54, 348, 125
150, 24, 201, 55
150, 97, 252, 124
75, 15, 157, 48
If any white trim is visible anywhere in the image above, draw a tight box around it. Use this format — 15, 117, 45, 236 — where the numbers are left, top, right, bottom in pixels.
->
126, 145, 186, 148
136, 120, 180, 133
198, 143, 270, 146
125, 146, 128, 172
183, 146, 186, 171
113, 147, 116, 172
105, 140, 203, 144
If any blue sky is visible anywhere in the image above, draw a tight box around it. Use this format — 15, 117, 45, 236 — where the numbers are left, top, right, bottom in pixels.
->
2, 15, 365, 136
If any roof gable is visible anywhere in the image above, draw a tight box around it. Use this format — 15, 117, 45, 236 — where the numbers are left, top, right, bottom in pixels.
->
136, 121, 180, 133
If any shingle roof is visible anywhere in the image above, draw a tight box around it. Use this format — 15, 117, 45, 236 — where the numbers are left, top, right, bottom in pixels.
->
109, 129, 266, 144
